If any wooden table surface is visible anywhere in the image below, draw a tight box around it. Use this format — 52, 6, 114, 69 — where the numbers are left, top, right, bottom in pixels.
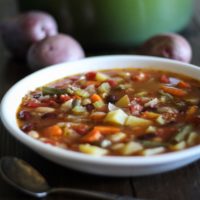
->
1, 1, 200, 200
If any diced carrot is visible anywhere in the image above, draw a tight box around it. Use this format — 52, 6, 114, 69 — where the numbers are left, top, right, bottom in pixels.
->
84, 81, 98, 87
93, 126, 120, 134
177, 81, 190, 88
186, 105, 198, 120
81, 129, 101, 142
161, 86, 187, 97
90, 113, 106, 121
141, 111, 160, 119
42, 125, 63, 138
91, 94, 103, 102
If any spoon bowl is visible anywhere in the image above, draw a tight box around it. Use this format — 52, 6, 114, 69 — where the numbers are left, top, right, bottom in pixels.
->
0, 156, 145, 200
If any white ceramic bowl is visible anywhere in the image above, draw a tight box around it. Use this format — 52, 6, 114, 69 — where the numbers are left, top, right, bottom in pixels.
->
1, 55, 200, 177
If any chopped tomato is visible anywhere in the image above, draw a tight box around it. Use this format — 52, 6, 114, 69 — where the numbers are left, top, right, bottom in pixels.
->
85, 72, 96, 80
160, 75, 169, 83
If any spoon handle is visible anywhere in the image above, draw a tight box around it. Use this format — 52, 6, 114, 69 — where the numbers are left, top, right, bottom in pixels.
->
49, 187, 145, 200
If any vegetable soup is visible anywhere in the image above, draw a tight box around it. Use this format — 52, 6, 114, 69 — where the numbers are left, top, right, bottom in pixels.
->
17, 68, 200, 156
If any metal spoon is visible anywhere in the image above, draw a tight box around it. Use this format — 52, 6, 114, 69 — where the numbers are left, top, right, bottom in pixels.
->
0, 156, 145, 200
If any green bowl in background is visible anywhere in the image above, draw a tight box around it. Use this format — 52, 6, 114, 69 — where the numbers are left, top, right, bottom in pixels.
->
18, 0, 194, 51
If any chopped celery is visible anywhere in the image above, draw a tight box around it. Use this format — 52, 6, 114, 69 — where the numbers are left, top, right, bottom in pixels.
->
135, 91, 148, 97
97, 82, 111, 93
174, 125, 193, 142
125, 116, 152, 127
75, 89, 90, 98
93, 101, 105, 109
141, 140, 167, 148
118, 84, 131, 90
142, 147, 165, 156
172, 141, 186, 150
115, 95, 130, 107
187, 132, 199, 146
42, 87, 68, 95
104, 109, 128, 125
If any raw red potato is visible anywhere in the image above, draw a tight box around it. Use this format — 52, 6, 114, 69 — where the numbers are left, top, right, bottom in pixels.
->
140, 33, 192, 63
17, 68, 200, 156
0, 11, 58, 58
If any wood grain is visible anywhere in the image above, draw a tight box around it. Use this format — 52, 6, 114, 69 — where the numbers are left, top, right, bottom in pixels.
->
0, 0, 200, 200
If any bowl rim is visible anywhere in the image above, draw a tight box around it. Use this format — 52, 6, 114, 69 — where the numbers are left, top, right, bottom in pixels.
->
1, 55, 200, 167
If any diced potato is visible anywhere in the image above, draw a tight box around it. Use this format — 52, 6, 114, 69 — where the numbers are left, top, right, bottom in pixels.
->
171, 141, 186, 151
79, 144, 108, 156
120, 141, 143, 155
111, 143, 125, 150
187, 132, 199, 146
142, 147, 165, 156
28, 130, 39, 139
125, 116, 152, 127
108, 132, 126, 142
115, 95, 130, 107
104, 109, 128, 125
95, 72, 109, 82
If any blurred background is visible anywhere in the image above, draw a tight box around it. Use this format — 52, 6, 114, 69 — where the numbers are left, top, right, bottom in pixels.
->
0, 0, 195, 52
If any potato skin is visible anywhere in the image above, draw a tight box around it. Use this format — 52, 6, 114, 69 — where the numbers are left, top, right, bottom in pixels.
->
27, 34, 85, 70
0, 11, 58, 59
140, 33, 192, 63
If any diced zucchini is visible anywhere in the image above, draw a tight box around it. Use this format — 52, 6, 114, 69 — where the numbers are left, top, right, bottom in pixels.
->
104, 109, 128, 125
60, 99, 73, 111
72, 106, 86, 115
142, 147, 165, 156
156, 115, 166, 125
141, 140, 166, 148
120, 141, 143, 155
187, 132, 199, 146
97, 82, 111, 93
108, 132, 126, 142
125, 116, 152, 127
95, 72, 109, 82
115, 95, 130, 107
174, 125, 193, 142
79, 144, 108, 156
